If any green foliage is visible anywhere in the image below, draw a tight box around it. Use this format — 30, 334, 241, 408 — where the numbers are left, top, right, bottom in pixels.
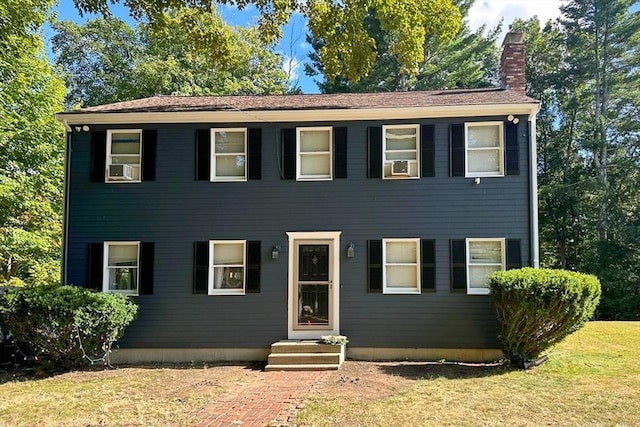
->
70, 0, 461, 82
0, 285, 138, 368
307, 0, 461, 82
512, 0, 640, 320
489, 268, 601, 366
320, 335, 349, 345
52, 10, 290, 107
0, 0, 65, 286
306, 2, 499, 92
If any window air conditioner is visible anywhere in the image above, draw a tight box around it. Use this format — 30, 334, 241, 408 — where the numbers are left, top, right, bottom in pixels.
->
108, 164, 133, 180
391, 160, 410, 176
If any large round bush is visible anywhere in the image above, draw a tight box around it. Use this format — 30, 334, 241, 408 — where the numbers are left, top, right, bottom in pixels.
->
0, 285, 138, 368
489, 268, 601, 367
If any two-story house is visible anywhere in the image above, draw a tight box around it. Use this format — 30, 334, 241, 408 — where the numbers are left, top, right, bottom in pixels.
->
56, 32, 539, 365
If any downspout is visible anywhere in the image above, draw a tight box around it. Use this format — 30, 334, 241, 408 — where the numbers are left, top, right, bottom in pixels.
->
529, 115, 540, 268
62, 120, 72, 284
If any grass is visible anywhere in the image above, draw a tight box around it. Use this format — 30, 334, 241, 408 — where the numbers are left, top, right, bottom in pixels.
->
0, 363, 254, 426
0, 322, 638, 426
297, 322, 640, 426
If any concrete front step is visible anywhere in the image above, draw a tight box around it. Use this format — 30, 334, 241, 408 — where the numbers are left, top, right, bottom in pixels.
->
267, 352, 341, 365
265, 339, 346, 371
264, 363, 341, 372
270, 340, 341, 354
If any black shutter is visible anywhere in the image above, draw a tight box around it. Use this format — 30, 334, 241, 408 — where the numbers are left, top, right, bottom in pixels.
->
334, 127, 348, 179
248, 128, 262, 180
142, 130, 157, 181
246, 241, 261, 293
421, 125, 435, 178
421, 239, 436, 292
195, 129, 210, 181
450, 124, 465, 177
139, 242, 154, 295
87, 243, 103, 290
450, 240, 466, 291
281, 128, 296, 180
193, 241, 209, 294
367, 240, 383, 293
367, 126, 382, 178
506, 239, 522, 270
90, 131, 107, 182
505, 122, 519, 175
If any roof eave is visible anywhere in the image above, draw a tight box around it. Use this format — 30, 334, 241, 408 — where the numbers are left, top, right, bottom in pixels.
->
55, 102, 541, 126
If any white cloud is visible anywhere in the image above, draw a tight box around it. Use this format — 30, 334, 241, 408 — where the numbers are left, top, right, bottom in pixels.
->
467, 0, 564, 43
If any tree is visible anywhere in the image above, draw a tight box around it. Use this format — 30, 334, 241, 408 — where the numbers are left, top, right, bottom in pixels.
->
0, 0, 66, 286
52, 11, 290, 107
306, 0, 500, 92
512, 0, 640, 319
69, 0, 462, 83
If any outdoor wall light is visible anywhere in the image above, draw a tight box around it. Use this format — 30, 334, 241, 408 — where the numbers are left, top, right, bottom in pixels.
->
474, 177, 481, 185
347, 243, 355, 258
271, 245, 280, 259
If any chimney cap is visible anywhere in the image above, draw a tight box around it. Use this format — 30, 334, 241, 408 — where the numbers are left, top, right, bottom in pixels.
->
502, 31, 524, 46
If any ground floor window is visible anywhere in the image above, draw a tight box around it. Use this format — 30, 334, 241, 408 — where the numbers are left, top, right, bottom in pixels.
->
383, 238, 420, 294
103, 242, 140, 295
466, 238, 505, 295
209, 240, 246, 295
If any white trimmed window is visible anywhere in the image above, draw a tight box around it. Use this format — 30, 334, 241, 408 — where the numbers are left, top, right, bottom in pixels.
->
103, 242, 140, 295
383, 238, 420, 294
209, 240, 246, 295
106, 130, 142, 182
465, 122, 504, 177
383, 124, 419, 179
211, 128, 247, 181
467, 238, 505, 295
297, 127, 332, 180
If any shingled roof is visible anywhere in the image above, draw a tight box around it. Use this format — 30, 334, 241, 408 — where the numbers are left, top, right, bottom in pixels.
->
64, 88, 538, 114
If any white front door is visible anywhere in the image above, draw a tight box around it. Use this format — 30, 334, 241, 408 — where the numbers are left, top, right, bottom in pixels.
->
287, 232, 341, 339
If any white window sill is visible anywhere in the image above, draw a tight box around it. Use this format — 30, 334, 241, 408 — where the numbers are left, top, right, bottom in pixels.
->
467, 288, 491, 295
383, 288, 421, 295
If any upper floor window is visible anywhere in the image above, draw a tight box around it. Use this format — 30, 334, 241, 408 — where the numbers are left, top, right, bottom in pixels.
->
209, 240, 246, 295
465, 122, 504, 177
466, 238, 505, 295
383, 125, 420, 179
103, 242, 139, 295
383, 238, 421, 294
211, 128, 247, 182
297, 127, 332, 181
106, 130, 142, 182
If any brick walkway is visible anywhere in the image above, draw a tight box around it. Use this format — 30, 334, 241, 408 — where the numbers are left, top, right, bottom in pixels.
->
193, 370, 327, 427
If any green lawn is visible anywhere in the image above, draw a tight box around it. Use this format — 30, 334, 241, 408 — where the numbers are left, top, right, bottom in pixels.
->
298, 322, 640, 426
0, 322, 638, 426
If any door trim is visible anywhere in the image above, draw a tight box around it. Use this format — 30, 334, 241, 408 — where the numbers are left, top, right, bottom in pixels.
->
286, 231, 341, 339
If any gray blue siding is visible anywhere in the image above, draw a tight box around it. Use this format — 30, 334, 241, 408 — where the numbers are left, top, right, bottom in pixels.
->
65, 116, 532, 349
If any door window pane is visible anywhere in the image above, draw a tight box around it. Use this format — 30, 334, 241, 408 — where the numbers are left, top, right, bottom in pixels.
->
298, 284, 329, 325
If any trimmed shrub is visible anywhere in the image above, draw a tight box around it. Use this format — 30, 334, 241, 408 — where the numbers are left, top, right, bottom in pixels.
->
489, 268, 601, 367
0, 285, 138, 369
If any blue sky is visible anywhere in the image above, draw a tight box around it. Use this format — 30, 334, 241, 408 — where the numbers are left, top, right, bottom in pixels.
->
51, 0, 568, 94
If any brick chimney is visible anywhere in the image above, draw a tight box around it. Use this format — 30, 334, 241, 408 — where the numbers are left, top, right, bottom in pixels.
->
500, 32, 526, 95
